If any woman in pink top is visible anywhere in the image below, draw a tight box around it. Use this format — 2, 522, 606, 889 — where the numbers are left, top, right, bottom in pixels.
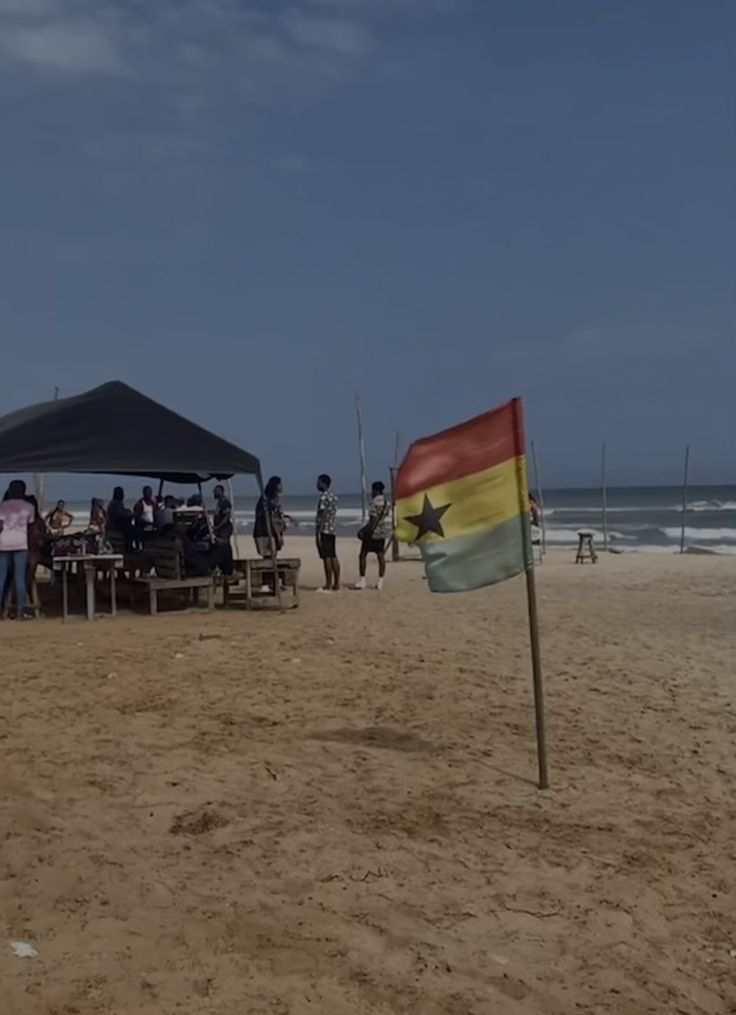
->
0, 480, 36, 618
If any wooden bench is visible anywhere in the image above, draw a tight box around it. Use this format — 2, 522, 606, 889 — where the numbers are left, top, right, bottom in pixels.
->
132, 541, 215, 614
224, 557, 300, 610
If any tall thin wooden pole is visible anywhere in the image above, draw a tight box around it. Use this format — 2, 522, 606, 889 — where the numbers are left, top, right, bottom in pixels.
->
601, 441, 609, 552
679, 445, 690, 554
393, 430, 402, 468
530, 439, 546, 556
355, 392, 368, 523
512, 398, 549, 790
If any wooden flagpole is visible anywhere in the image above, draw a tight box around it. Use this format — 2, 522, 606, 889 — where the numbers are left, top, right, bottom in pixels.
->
530, 439, 547, 556
355, 392, 368, 523
512, 399, 549, 790
601, 441, 609, 552
679, 445, 690, 554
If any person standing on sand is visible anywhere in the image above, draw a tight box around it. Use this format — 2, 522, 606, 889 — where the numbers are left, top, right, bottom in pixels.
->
0, 480, 36, 619
315, 474, 340, 592
254, 476, 297, 558
354, 481, 390, 591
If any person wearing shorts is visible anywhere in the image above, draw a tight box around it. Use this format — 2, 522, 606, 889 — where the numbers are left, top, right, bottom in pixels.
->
354, 481, 390, 590
315, 474, 340, 592
254, 476, 290, 558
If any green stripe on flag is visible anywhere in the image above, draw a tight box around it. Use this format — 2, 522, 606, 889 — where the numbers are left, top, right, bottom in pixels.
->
419, 512, 532, 593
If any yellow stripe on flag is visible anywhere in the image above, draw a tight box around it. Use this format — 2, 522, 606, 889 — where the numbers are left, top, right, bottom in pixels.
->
396, 454, 529, 543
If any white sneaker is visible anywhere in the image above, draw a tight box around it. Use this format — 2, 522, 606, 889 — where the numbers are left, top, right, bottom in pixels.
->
375, 578, 384, 591
353, 577, 367, 590
316, 587, 332, 594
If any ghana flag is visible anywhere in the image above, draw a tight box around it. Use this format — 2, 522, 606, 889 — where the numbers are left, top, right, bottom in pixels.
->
395, 398, 533, 593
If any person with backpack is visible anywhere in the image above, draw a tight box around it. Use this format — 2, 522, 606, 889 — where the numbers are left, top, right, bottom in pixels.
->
354, 481, 391, 591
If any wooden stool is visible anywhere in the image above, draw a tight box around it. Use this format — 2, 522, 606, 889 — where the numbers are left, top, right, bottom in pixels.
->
575, 531, 598, 564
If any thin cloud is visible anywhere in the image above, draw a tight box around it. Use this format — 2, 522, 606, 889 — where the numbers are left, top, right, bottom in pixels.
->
1, 20, 121, 73
0, 1, 381, 77
0, 0, 461, 130
281, 9, 373, 56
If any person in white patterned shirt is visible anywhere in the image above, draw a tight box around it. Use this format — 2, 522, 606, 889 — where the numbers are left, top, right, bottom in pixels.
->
354, 481, 390, 590
315, 473, 340, 592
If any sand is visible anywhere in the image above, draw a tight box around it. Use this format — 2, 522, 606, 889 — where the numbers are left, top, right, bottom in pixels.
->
1, 539, 734, 1014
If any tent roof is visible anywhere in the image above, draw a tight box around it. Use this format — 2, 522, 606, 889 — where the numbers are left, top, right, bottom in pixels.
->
0, 381, 260, 484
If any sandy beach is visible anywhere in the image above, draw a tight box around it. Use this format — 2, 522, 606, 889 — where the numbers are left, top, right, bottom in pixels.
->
0, 539, 734, 1014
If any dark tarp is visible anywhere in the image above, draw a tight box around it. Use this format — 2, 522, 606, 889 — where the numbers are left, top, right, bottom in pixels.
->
0, 381, 260, 484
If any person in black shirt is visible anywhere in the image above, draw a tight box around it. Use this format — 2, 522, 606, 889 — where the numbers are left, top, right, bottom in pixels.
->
213, 485, 233, 541
211, 485, 234, 575
107, 487, 134, 545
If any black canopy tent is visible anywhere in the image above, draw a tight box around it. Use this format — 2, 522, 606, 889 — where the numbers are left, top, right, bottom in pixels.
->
0, 381, 260, 483
0, 381, 287, 609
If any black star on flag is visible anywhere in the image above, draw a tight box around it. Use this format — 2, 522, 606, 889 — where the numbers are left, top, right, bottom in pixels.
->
404, 494, 450, 541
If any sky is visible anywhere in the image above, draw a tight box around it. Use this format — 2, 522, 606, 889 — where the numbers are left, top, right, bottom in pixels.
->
0, 0, 733, 495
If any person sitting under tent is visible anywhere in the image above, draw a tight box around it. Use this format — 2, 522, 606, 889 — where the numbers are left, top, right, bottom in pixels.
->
107, 487, 134, 539
154, 495, 178, 533
133, 485, 157, 534
89, 498, 107, 534
213, 485, 233, 541
211, 485, 234, 575
46, 500, 73, 534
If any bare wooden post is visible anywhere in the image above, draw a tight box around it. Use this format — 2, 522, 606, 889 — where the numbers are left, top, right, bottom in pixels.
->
355, 392, 368, 523
680, 445, 690, 554
393, 430, 402, 468
389, 466, 399, 562
601, 441, 609, 552
530, 439, 547, 556
512, 398, 549, 790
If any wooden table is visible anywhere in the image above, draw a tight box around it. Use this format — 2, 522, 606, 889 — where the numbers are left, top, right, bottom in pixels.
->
52, 554, 124, 621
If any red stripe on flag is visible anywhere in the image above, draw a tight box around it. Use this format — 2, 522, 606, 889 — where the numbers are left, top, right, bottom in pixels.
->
395, 399, 524, 500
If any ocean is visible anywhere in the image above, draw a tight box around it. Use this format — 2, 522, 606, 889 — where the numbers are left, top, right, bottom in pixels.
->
58, 485, 736, 555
